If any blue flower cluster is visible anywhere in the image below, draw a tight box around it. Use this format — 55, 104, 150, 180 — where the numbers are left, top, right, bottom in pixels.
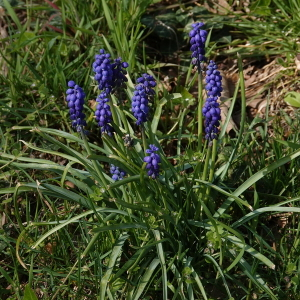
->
93, 49, 129, 93
132, 73, 156, 125
93, 49, 114, 93
93, 49, 129, 134
189, 22, 207, 67
202, 60, 222, 141
110, 164, 126, 181
94, 91, 113, 135
143, 144, 160, 179
112, 58, 129, 89
66, 81, 87, 132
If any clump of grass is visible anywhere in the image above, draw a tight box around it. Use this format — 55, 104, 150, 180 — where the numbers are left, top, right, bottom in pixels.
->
1, 1, 300, 300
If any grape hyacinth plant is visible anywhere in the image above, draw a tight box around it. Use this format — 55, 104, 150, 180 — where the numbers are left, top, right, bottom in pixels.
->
65, 81, 87, 132
132, 73, 156, 125
143, 144, 160, 179
189, 22, 208, 151
10, 14, 300, 300
203, 60, 222, 141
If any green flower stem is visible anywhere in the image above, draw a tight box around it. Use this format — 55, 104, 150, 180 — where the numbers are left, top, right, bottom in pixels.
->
80, 129, 115, 199
196, 144, 211, 218
205, 139, 218, 209
201, 145, 211, 184
208, 139, 218, 182
177, 108, 187, 156
185, 63, 193, 87
141, 127, 147, 153
147, 119, 156, 145
197, 71, 204, 152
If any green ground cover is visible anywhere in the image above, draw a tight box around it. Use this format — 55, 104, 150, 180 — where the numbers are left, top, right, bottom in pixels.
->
0, 0, 300, 299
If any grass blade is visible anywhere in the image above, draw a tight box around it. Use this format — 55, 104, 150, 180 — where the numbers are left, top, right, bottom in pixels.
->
100, 233, 130, 300
153, 230, 168, 300
132, 258, 160, 300
215, 148, 300, 218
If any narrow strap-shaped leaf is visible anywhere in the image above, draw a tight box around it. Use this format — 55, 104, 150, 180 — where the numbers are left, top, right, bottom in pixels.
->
27, 207, 131, 250
132, 258, 160, 300
229, 250, 277, 300
151, 97, 167, 134
215, 148, 300, 218
3, 0, 22, 31
153, 230, 168, 300
232, 206, 300, 228
226, 235, 275, 269
92, 223, 148, 233
100, 233, 129, 300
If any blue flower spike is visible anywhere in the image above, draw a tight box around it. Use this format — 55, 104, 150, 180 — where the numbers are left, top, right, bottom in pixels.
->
110, 164, 126, 181
66, 81, 87, 132
93, 49, 114, 93
144, 144, 161, 179
189, 22, 207, 68
94, 91, 113, 135
112, 58, 129, 89
132, 73, 156, 125
202, 60, 222, 141
93, 49, 129, 134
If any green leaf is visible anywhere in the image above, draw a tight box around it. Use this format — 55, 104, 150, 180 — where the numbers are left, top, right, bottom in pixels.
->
2, 0, 22, 31
0, 0, 18, 6
151, 97, 167, 134
284, 91, 300, 107
275, 139, 300, 150
92, 223, 148, 233
100, 233, 130, 300
0, 265, 14, 286
18, 31, 36, 47
226, 235, 275, 269
174, 87, 195, 108
28, 207, 132, 251
59, 42, 68, 56
23, 284, 38, 300
230, 251, 277, 300
153, 230, 167, 300
132, 258, 160, 300
232, 206, 300, 228
215, 148, 300, 218
286, 263, 297, 274
250, 0, 271, 15
291, 276, 299, 285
